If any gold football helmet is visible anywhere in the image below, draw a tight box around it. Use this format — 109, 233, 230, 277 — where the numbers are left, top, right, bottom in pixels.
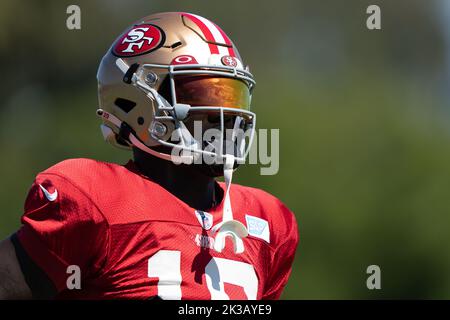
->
97, 12, 256, 166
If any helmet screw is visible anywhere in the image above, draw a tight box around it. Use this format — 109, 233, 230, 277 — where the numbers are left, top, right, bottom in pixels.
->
145, 72, 158, 86
150, 121, 167, 137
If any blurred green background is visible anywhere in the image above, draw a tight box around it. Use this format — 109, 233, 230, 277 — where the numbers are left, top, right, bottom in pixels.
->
1, 0, 450, 299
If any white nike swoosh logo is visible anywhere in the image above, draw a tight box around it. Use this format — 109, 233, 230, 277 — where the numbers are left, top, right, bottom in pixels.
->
39, 184, 58, 202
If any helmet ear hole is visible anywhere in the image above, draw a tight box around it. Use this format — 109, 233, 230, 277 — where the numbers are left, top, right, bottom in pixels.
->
114, 98, 137, 113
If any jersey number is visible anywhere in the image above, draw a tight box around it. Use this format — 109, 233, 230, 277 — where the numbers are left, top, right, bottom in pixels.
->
147, 250, 258, 300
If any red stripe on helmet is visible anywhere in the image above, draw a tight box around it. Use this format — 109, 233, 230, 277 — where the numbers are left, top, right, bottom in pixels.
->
182, 13, 219, 54
214, 23, 236, 57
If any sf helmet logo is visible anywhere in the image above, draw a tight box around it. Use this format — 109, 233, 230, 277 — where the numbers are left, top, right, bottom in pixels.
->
121, 27, 153, 52
113, 24, 165, 57
221, 55, 238, 67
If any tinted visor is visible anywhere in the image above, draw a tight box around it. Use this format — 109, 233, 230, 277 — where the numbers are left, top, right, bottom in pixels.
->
174, 75, 251, 110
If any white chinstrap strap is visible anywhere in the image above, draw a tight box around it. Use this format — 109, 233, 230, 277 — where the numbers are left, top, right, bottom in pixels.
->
211, 155, 249, 254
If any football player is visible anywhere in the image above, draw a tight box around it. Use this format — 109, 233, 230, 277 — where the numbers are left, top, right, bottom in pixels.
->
0, 12, 298, 299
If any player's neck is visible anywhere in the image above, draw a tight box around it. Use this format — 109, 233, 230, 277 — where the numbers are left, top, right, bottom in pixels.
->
132, 148, 222, 211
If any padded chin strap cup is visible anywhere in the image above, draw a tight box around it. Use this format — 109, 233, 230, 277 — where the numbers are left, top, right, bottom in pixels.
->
211, 155, 248, 254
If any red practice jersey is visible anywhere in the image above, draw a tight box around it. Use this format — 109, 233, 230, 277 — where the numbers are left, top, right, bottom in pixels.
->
15, 158, 299, 299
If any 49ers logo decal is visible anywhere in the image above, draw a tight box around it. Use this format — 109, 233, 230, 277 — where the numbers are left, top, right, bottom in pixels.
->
112, 24, 165, 57
221, 55, 238, 67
